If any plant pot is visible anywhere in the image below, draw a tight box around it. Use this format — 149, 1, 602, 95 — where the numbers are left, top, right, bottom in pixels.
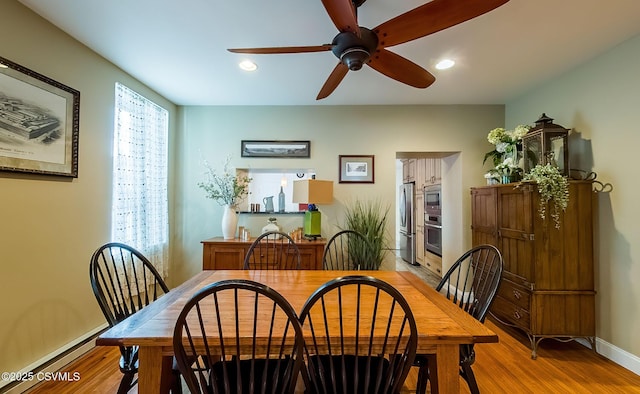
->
221, 205, 237, 239
501, 175, 520, 184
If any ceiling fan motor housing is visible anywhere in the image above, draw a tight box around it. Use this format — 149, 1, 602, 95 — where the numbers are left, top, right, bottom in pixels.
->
331, 28, 378, 71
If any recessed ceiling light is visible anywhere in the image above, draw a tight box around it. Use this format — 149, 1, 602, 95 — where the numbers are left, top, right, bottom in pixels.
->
435, 59, 455, 70
238, 60, 257, 71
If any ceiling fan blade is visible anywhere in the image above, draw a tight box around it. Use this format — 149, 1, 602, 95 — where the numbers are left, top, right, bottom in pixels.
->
228, 45, 332, 54
321, 0, 360, 36
374, 0, 509, 48
368, 49, 435, 89
316, 63, 349, 100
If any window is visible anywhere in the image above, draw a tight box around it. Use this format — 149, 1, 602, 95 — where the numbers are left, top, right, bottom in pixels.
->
112, 83, 169, 277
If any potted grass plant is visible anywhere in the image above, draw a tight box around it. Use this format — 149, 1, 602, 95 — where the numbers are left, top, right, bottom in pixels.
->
343, 198, 390, 270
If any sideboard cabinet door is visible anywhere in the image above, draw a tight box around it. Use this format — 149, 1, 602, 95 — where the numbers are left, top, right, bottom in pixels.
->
202, 244, 247, 270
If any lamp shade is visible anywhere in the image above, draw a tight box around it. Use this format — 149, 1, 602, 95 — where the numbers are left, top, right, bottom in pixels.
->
292, 179, 333, 204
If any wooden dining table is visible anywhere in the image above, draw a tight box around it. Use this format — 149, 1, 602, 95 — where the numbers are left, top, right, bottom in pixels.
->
96, 270, 498, 393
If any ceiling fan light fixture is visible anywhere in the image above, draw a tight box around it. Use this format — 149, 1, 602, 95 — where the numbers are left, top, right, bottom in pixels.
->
435, 59, 455, 70
226, 0, 509, 99
238, 60, 257, 71
340, 47, 370, 71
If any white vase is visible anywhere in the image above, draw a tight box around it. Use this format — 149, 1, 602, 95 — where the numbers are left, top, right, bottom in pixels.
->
221, 205, 238, 240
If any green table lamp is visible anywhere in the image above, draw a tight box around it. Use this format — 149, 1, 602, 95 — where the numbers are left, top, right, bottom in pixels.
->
292, 179, 333, 239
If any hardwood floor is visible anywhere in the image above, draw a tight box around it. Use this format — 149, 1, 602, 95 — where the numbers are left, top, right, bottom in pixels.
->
25, 317, 640, 393
26, 261, 640, 393
457, 319, 640, 393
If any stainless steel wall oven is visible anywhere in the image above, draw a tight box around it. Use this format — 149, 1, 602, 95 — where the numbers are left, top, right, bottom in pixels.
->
424, 185, 442, 256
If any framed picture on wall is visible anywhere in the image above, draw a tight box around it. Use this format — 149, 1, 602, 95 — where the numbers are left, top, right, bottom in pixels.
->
241, 140, 310, 158
0, 56, 80, 177
339, 155, 374, 183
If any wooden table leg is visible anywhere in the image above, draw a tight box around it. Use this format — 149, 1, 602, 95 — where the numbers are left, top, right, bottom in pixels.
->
138, 346, 171, 393
435, 344, 460, 393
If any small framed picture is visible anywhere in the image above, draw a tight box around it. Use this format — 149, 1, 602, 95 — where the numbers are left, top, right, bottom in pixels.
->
339, 155, 374, 184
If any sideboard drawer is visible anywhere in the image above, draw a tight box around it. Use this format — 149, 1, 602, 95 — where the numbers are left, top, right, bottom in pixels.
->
491, 295, 530, 331
497, 279, 531, 312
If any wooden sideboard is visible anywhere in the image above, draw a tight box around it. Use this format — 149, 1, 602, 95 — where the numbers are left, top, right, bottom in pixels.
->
471, 181, 596, 359
202, 237, 326, 270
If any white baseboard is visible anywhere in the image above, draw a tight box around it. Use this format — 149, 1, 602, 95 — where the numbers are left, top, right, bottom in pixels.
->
0, 324, 106, 394
590, 337, 640, 376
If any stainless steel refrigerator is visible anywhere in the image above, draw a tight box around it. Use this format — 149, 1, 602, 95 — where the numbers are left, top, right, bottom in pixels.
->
399, 182, 417, 265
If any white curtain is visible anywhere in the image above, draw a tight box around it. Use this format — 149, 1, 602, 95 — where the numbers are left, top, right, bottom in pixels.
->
112, 83, 169, 278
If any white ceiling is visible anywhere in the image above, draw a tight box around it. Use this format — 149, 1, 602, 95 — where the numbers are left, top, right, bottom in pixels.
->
19, 0, 640, 106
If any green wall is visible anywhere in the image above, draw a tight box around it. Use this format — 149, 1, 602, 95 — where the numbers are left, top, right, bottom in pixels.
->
507, 34, 640, 362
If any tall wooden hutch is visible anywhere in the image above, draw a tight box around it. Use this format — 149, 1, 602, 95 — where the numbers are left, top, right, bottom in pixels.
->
471, 181, 596, 358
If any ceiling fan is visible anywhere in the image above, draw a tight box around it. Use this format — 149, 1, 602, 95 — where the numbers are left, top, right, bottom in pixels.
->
228, 0, 509, 100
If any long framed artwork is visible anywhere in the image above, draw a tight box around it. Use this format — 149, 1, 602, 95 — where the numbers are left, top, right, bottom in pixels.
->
241, 140, 310, 158
339, 155, 374, 184
0, 56, 80, 177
